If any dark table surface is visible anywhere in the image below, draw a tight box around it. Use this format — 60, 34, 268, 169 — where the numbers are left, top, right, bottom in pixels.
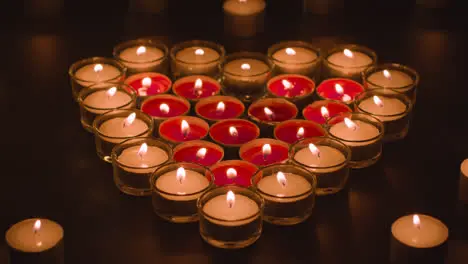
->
1, 1, 467, 263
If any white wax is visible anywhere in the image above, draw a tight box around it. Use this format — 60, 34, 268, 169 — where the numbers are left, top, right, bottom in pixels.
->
223, 0, 266, 16
391, 214, 448, 248
327, 51, 372, 68
155, 169, 210, 201
203, 194, 259, 226
329, 120, 380, 146
367, 70, 413, 90
176, 47, 220, 64
358, 97, 407, 122
224, 58, 269, 76
257, 173, 312, 203
118, 46, 164, 69
459, 159, 468, 202
99, 117, 149, 142
294, 146, 346, 173
74, 63, 121, 87
117, 145, 168, 173
83, 90, 132, 114
6, 219, 63, 253
272, 47, 318, 64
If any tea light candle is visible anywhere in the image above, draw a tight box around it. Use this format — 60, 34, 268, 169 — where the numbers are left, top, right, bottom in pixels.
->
173, 140, 224, 167
358, 95, 406, 121
6, 218, 64, 263
155, 167, 210, 201
328, 118, 380, 146
195, 95, 245, 123
293, 144, 346, 173
223, 0, 266, 38
274, 119, 326, 144
224, 58, 270, 82
99, 113, 149, 141
159, 116, 209, 144
114, 39, 167, 73
267, 74, 315, 98
74, 62, 122, 87
367, 69, 413, 90
303, 100, 352, 125
248, 98, 298, 137
257, 171, 312, 202
210, 160, 258, 187
459, 159, 468, 203
324, 45, 376, 81
124, 72, 172, 97
391, 214, 449, 263
316, 78, 365, 104
173, 75, 221, 102
81, 86, 133, 114
239, 138, 289, 167
141, 94, 190, 119
117, 143, 169, 173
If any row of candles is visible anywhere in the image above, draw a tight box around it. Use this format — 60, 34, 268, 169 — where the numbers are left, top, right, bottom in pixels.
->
6, 37, 461, 264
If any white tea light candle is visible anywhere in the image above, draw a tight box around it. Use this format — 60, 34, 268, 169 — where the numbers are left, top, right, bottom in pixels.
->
324, 45, 376, 81
203, 191, 260, 226
294, 145, 346, 173
155, 167, 210, 201
358, 96, 407, 122
117, 143, 169, 173
329, 119, 380, 145
257, 171, 312, 202
83, 87, 133, 114
367, 69, 413, 90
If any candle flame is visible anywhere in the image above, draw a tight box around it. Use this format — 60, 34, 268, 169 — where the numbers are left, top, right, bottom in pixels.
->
285, 48, 296, 55
276, 171, 287, 188
229, 126, 238, 137
308, 143, 321, 158
373, 95, 384, 107
297, 127, 305, 139
196, 148, 207, 160
159, 103, 170, 114
342, 94, 352, 103
94, 64, 103, 72
344, 117, 358, 131
136, 46, 146, 55
343, 49, 354, 58
226, 190, 235, 208
321, 106, 330, 119
216, 101, 225, 113
282, 79, 293, 90
181, 120, 190, 138
124, 112, 136, 127
335, 84, 344, 95
194, 78, 203, 89
264, 107, 274, 120
138, 143, 148, 159
241, 63, 251, 70
226, 168, 237, 179
107, 87, 117, 98
195, 48, 205, 55
413, 214, 421, 229
176, 167, 186, 184
262, 144, 272, 160
383, 69, 392, 79
142, 77, 152, 87
33, 220, 41, 232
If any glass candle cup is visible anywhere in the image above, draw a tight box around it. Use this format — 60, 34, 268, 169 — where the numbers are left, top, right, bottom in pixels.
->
172, 75, 222, 113
274, 119, 327, 145
173, 140, 224, 167
362, 63, 420, 104
355, 88, 413, 142
159, 116, 210, 145
323, 44, 377, 82
113, 38, 169, 75
316, 78, 365, 105
150, 162, 214, 223
248, 98, 298, 138
77, 83, 136, 132
198, 186, 264, 249
303, 100, 352, 126
210, 160, 258, 187
195, 95, 245, 125
124, 72, 172, 107
111, 137, 172, 196
221, 52, 272, 104
69, 57, 126, 99
223, 0, 266, 38
327, 112, 384, 168
268, 41, 322, 82
170, 40, 225, 79
92, 109, 154, 163
239, 138, 290, 167
252, 164, 317, 225
290, 137, 351, 196
266, 74, 316, 110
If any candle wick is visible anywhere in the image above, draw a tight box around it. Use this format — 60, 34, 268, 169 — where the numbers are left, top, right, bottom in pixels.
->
263, 153, 269, 161
228, 202, 233, 208
178, 178, 183, 185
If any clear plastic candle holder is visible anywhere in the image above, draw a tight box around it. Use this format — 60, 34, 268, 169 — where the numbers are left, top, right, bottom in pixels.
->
113, 38, 169, 76
267, 41, 322, 82
355, 88, 413, 142
251, 164, 317, 225
198, 186, 264, 249
111, 137, 172, 196
77, 83, 136, 132
150, 162, 214, 223
362, 63, 420, 104
68, 57, 127, 99
290, 137, 351, 196
327, 112, 384, 168
221, 52, 272, 104
93, 109, 154, 163
170, 40, 225, 80
323, 44, 377, 82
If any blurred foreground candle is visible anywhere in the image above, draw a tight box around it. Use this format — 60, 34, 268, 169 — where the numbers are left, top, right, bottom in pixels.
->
69, 57, 126, 99
323, 45, 377, 82
198, 186, 263, 249
173, 75, 221, 109
239, 138, 289, 167
327, 113, 383, 168
173, 140, 224, 167
113, 38, 169, 75
159, 116, 209, 145
170, 40, 225, 79
93, 109, 154, 162
274, 119, 326, 144
252, 164, 317, 225
223, 0, 266, 38
6, 218, 64, 264
291, 137, 351, 195
195, 95, 245, 124
316, 78, 364, 105
151, 162, 213, 223
267, 74, 316, 109
210, 160, 258, 187
221, 52, 272, 103
248, 98, 298, 137
124, 72, 172, 107
390, 214, 448, 264
459, 159, 468, 203
112, 138, 171, 196
303, 100, 352, 125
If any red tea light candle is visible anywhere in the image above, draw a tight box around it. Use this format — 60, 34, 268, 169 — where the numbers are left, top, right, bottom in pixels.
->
125, 72, 172, 106
210, 160, 258, 187
159, 116, 209, 145
173, 140, 224, 167
239, 138, 289, 167
316, 78, 364, 104
248, 98, 298, 137
195, 95, 245, 124
173, 75, 221, 103
267, 74, 315, 109
303, 100, 352, 125
210, 119, 260, 159
274, 119, 327, 144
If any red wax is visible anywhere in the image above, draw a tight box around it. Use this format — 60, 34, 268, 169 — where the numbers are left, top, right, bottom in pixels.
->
316, 78, 364, 102
141, 95, 190, 118
159, 116, 209, 143
239, 139, 289, 166
173, 141, 224, 167
210, 160, 258, 187
210, 119, 259, 146
303, 100, 352, 125
126, 73, 172, 96
196, 96, 244, 121
267, 74, 315, 98
173, 75, 221, 100
274, 119, 327, 144
248, 99, 298, 122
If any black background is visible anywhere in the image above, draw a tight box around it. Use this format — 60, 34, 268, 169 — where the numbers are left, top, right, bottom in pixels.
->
1, 0, 467, 263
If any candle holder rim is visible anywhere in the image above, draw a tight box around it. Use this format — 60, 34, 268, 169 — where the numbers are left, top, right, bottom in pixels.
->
173, 140, 225, 162
158, 116, 210, 143
112, 38, 169, 65
209, 119, 260, 147
195, 95, 245, 121
68, 56, 127, 83
93, 109, 154, 139
77, 84, 137, 111
123, 72, 173, 94
324, 44, 377, 69
326, 112, 385, 143
140, 94, 191, 119
266, 74, 316, 99
316, 78, 365, 103
355, 88, 413, 118
267, 40, 322, 65
248, 98, 298, 124
361, 63, 420, 89
221, 51, 272, 77
172, 75, 222, 101
273, 119, 327, 143
170, 40, 226, 65
302, 100, 353, 121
